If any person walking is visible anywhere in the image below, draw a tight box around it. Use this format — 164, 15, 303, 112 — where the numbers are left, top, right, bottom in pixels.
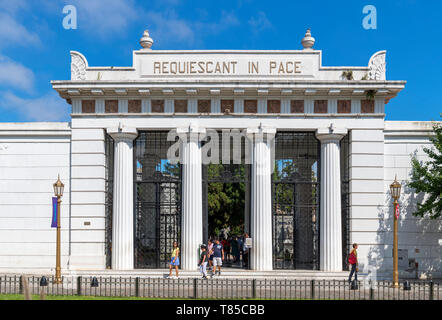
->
207, 239, 214, 272
212, 239, 224, 276
348, 243, 358, 283
168, 241, 180, 278
198, 245, 209, 279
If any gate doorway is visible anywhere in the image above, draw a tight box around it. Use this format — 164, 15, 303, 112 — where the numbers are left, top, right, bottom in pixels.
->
202, 131, 251, 269
272, 132, 320, 270
134, 131, 182, 269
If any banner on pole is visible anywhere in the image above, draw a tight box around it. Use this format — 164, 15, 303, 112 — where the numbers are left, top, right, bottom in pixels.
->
51, 197, 58, 228
395, 203, 400, 220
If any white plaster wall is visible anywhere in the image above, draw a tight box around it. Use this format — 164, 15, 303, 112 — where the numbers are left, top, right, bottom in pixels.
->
69, 119, 107, 270
348, 128, 385, 274
0, 123, 71, 272
380, 121, 441, 278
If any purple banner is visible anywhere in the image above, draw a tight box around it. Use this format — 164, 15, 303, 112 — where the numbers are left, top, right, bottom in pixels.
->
51, 197, 58, 228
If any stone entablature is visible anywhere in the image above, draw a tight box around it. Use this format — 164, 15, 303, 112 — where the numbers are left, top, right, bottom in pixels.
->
70, 97, 384, 116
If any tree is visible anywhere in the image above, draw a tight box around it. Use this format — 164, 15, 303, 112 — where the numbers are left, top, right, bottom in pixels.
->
207, 164, 245, 237
408, 122, 442, 219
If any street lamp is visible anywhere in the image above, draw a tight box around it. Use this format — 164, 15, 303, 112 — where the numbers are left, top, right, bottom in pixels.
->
53, 175, 64, 284
390, 175, 401, 288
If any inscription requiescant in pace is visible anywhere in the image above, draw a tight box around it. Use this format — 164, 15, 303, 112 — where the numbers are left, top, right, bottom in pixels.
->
152, 60, 303, 75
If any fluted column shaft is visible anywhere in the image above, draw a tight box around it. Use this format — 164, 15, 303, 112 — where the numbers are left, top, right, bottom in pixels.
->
247, 127, 275, 271
108, 126, 138, 270
178, 125, 204, 270
316, 127, 347, 271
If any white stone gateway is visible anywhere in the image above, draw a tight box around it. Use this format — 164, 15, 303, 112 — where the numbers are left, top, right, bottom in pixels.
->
0, 29, 440, 279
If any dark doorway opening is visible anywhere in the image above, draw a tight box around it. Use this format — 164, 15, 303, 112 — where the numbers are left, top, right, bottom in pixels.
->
202, 131, 251, 269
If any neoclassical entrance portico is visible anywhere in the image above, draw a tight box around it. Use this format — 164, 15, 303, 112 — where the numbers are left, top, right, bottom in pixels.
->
52, 28, 405, 272
105, 124, 348, 272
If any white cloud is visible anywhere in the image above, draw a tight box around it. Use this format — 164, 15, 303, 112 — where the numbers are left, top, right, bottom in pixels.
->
0, 13, 40, 48
248, 11, 273, 34
0, 0, 28, 14
0, 55, 34, 92
0, 91, 70, 122
66, 0, 138, 37
145, 10, 240, 47
146, 11, 195, 46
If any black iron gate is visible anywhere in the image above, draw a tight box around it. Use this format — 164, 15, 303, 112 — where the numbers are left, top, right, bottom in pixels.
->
341, 134, 350, 270
105, 133, 114, 269
134, 131, 182, 269
272, 132, 320, 270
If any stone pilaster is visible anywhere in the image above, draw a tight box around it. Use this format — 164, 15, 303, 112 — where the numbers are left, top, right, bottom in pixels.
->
177, 124, 205, 270
247, 126, 276, 271
316, 126, 347, 271
107, 126, 138, 270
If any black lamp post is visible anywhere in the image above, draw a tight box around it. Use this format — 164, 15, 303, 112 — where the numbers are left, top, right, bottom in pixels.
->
390, 175, 401, 288
53, 175, 64, 284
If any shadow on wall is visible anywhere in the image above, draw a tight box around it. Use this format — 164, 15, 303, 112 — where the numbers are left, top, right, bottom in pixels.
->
368, 155, 442, 280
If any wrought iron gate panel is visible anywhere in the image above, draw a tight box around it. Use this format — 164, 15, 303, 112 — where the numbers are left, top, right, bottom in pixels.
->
104, 133, 114, 269
134, 131, 182, 269
272, 132, 320, 270
341, 134, 350, 270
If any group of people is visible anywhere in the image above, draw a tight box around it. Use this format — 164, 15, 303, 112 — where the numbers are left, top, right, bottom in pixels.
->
167, 233, 251, 279
169, 239, 360, 286
199, 234, 250, 279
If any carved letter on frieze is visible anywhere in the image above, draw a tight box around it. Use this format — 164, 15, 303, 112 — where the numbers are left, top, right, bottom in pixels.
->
368, 51, 386, 80
71, 51, 87, 80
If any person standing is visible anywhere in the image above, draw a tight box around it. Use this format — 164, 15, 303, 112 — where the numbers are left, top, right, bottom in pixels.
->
231, 236, 239, 264
198, 245, 209, 279
212, 239, 224, 276
348, 243, 358, 283
168, 241, 180, 278
237, 236, 243, 265
242, 233, 250, 269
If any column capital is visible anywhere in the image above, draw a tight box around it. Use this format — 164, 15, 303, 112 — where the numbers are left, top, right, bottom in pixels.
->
107, 125, 138, 141
316, 126, 347, 143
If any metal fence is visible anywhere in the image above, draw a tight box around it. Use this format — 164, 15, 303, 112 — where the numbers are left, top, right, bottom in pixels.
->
1, 275, 441, 300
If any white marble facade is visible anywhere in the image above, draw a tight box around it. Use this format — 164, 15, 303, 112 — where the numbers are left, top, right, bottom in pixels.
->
0, 30, 440, 277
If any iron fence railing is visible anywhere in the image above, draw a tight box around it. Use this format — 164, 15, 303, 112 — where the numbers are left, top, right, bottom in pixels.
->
0, 275, 440, 300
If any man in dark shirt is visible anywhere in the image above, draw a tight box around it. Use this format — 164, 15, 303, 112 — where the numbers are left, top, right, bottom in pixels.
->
212, 239, 224, 276
199, 245, 208, 279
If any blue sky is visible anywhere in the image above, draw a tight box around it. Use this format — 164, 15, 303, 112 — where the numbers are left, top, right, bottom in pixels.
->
0, 0, 440, 122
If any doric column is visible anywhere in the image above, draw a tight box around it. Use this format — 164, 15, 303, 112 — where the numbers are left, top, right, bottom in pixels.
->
247, 126, 276, 271
177, 124, 205, 270
107, 126, 138, 270
316, 126, 347, 271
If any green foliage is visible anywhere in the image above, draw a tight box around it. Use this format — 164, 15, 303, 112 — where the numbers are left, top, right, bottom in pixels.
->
408, 122, 442, 219
207, 164, 245, 237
